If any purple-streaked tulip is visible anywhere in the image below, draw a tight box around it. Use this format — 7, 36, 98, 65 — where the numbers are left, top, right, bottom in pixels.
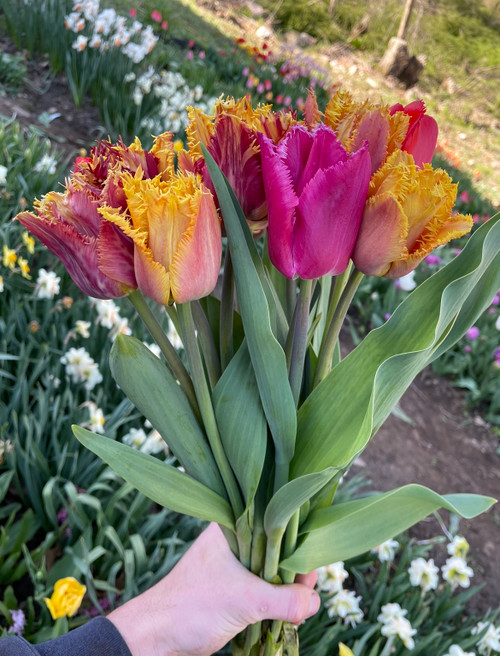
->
258, 124, 371, 279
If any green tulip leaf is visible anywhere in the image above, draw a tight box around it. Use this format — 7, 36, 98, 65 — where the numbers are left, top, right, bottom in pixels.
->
213, 340, 267, 509
281, 484, 496, 572
202, 144, 297, 469
73, 426, 234, 529
110, 335, 224, 495
291, 215, 500, 478
264, 468, 337, 540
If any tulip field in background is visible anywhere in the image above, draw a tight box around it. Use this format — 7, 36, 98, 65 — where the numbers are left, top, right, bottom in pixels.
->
1, 0, 500, 654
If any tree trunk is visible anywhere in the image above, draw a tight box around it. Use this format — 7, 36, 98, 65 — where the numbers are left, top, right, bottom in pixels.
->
396, 0, 416, 40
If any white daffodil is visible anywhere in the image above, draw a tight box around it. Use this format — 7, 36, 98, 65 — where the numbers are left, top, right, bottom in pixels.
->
472, 621, 500, 655
325, 589, 364, 627
442, 556, 474, 589
35, 269, 61, 299
316, 562, 349, 595
371, 538, 399, 562
408, 557, 439, 592
447, 536, 470, 559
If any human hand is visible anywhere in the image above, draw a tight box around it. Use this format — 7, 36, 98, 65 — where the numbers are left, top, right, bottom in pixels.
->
108, 523, 320, 656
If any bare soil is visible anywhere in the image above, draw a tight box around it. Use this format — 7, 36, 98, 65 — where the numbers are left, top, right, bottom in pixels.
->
1, 35, 499, 616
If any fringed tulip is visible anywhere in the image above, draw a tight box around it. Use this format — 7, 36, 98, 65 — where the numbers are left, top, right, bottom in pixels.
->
17, 186, 137, 299
258, 124, 371, 280
323, 89, 410, 175
182, 97, 296, 231
353, 150, 473, 278
16, 134, 176, 299
390, 100, 438, 167
99, 172, 222, 305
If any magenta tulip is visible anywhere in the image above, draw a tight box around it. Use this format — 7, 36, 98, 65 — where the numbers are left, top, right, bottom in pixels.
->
258, 124, 371, 279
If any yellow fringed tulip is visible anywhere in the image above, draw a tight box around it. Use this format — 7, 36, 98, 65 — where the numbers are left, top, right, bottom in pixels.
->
339, 644, 355, 656
353, 150, 473, 278
44, 577, 86, 620
100, 171, 222, 305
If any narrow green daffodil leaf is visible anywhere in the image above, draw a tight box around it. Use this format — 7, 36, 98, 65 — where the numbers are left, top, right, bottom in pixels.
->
202, 144, 297, 467
213, 340, 267, 509
73, 426, 234, 529
110, 335, 224, 496
291, 215, 500, 478
264, 468, 337, 540
281, 484, 496, 572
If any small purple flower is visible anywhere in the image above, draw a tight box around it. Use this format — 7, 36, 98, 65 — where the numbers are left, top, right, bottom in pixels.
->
198, 50, 205, 59
493, 346, 500, 360
242, 66, 250, 76
488, 308, 496, 314
464, 345, 472, 353
425, 254, 442, 266
466, 326, 480, 341
8, 609, 26, 636
491, 295, 500, 306
57, 507, 68, 524
384, 313, 391, 321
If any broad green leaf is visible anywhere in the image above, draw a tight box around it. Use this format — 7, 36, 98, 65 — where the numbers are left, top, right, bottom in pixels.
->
202, 144, 297, 467
213, 340, 267, 508
110, 335, 224, 495
73, 426, 234, 529
281, 484, 496, 572
264, 468, 337, 539
291, 216, 500, 478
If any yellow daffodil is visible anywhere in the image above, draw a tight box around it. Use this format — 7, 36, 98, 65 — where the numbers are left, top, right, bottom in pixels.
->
44, 577, 86, 620
22, 231, 35, 254
3, 245, 17, 269
18, 256, 31, 280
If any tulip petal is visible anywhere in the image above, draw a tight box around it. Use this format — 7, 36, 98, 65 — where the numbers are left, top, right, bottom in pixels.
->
170, 189, 222, 303
294, 146, 372, 279
205, 114, 266, 223
258, 132, 299, 279
97, 221, 137, 289
286, 124, 349, 197
351, 109, 390, 174
17, 211, 125, 298
353, 194, 407, 276
403, 114, 438, 167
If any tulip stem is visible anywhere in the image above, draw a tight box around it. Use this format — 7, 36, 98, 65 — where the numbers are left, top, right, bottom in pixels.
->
127, 290, 200, 419
192, 300, 221, 390
288, 278, 314, 406
220, 246, 234, 371
177, 301, 244, 518
314, 268, 364, 387
286, 277, 297, 323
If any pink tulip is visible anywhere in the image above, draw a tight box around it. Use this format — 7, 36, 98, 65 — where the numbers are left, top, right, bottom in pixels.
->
258, 124, 371, 279
151, 10, 162, 22
390, 100, 438, 167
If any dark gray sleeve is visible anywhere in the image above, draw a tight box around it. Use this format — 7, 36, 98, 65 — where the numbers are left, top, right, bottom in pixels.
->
0, 617, 133, 656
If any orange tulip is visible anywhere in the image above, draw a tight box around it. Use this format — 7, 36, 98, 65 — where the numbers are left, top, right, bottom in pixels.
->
99, 171, 222, 305
352, 151, 473, 278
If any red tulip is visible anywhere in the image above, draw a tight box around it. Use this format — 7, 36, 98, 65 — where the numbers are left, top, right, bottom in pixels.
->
258, 124, 371, 280
389, 100, 438, 167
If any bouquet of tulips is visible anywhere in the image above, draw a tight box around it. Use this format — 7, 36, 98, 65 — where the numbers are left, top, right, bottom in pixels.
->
17, 90, 500, 655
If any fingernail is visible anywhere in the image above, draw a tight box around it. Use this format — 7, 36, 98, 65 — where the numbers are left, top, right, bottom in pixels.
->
308, 592, 320, 616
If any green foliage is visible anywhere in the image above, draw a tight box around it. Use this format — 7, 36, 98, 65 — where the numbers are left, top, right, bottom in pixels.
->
0, 52, 26, 93
0, 117, 68, 225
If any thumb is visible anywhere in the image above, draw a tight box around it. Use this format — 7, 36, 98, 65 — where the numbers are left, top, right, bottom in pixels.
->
254, 582, 321, 626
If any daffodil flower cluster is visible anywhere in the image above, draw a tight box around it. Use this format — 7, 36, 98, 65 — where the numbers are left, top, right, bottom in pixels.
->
126, 67, 218, 136
378, 603, 417, 650
64, 0, 157, 62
